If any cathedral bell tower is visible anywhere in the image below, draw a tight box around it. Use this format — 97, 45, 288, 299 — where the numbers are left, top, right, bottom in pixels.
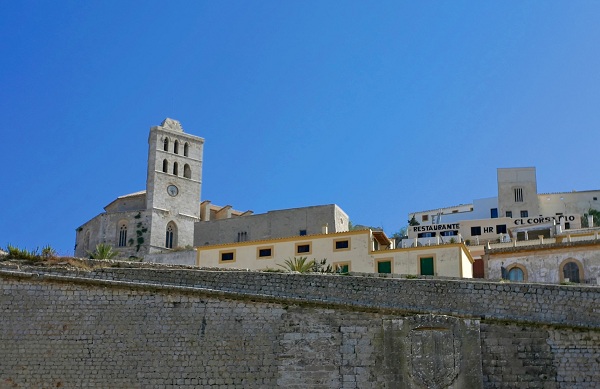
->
146, 118, 204, 252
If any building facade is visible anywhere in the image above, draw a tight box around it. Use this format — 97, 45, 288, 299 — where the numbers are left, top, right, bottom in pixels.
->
75, 119, 205, 258
196, 229, 474, 278
405, 167, 599, 247
194, 204, 350, 247
483, 229, 600, 284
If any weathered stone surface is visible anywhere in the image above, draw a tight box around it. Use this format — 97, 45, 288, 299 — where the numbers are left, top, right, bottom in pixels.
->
0, 266, 599, 388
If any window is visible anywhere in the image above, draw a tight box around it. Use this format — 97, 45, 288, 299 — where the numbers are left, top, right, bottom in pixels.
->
220, 250, 236, 263
376, 259, 392, 274
184, 142, 189, 157
165, 222, 176, 249
295, 243, 311, 255
334, 262, 350, 273
334, 239, 350, 251
514, 187, 524, 202
440, 230, 457, 236
565, 222, 571, 230
561, 260, 582, 283
184, 164, 191, 179
422, 215, 429, 222
84, 231, 90, 251
118, 222, 127, 247
418, 232, 436, 238
173, 162, 179, 176
508, 267, 524, 281
299, 229, 307, 236
163, 138, 169, 152
257, 246, 273, 259
594, 197, 598, 201
419, 257, 434, 276
471, 226, 482, 236
174, 140, 179, 154
162, 159, 168, 173
490, 208, 498, 218
496, 225, 507, 234
520, 210, 528, 218
506, 211, 513, 218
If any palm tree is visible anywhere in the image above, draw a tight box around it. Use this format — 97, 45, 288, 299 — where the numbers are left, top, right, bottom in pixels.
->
277, 257, 315, 273
88, 243, 119, 259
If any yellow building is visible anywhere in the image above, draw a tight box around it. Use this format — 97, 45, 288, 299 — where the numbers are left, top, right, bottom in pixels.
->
196, 229, 474, 278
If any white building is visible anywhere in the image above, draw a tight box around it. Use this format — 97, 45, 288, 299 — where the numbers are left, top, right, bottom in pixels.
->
405, 167, 599, 247
196, 229, 474, 278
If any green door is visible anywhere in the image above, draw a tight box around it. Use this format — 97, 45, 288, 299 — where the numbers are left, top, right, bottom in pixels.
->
420, 257, 434, 275
377, 261, 392, 274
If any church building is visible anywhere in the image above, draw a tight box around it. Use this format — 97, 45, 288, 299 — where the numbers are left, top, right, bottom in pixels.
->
75, 119, 205, 258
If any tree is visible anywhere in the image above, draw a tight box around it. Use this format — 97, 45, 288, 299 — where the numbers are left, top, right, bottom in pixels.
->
408, 215, 420, 226
277, 257, 315, 273
88, 243, 119, 259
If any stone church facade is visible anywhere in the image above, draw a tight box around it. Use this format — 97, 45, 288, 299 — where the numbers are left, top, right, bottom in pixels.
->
75, 119, 204, 258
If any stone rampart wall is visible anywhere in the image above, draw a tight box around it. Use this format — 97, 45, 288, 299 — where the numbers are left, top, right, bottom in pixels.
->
0, 266, 599, 388
8, 265, 598, 328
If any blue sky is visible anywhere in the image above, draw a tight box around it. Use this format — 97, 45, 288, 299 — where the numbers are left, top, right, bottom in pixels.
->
2, 1, 599, 255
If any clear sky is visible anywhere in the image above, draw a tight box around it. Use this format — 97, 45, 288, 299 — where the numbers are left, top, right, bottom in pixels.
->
2, 1, 600, 256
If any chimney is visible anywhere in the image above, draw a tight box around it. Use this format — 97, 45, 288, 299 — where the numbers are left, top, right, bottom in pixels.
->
322, 223, 328, 234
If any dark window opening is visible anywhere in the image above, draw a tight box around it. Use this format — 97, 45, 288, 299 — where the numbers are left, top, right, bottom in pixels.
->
471, 226, 482, 236
297, 244, 310, 254
258, 248, 272, 257
335, 240, 349, 249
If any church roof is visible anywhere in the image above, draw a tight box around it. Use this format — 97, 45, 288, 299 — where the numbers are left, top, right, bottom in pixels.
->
117, 190, 146, 199
103, 190, 146, 211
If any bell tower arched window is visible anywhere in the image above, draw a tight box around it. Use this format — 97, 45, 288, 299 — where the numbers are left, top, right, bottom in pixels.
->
173, 162, 179, 176
166, 222, 177, 249
118, 222, 128, 247
184, 164, 191, 179
162, 159, 168, 173
163, 138, 169, 152
184, 142, 189, 156
174, 140, 179, 154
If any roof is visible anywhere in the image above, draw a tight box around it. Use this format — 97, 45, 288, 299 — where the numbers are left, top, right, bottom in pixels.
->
103, 190, 146, 211
372, 231, 392, 246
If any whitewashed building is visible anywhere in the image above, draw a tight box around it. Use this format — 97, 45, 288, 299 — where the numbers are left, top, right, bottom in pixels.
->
405, 167, 599, 247
196, 229, 474, 278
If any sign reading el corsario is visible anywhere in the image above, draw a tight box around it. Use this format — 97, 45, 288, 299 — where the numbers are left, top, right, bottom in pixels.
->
513, 215, 577, 226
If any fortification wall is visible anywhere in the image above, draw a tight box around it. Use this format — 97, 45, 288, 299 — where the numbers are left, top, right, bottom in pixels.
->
0, 266, 599, 388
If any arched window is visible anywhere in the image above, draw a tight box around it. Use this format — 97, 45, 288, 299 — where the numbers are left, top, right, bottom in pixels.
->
162, 159, 168, 173
184, 164, 191, 179
173, 162, 179, 176
84, 231, 90, 251
508, 267, 524, 281
165, 222, 177, 249
174, 140, 179, 154
118, 222, 128, 247
184, 142, 189, 157
562, 261, 581, 283
163, 138, 169, 152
